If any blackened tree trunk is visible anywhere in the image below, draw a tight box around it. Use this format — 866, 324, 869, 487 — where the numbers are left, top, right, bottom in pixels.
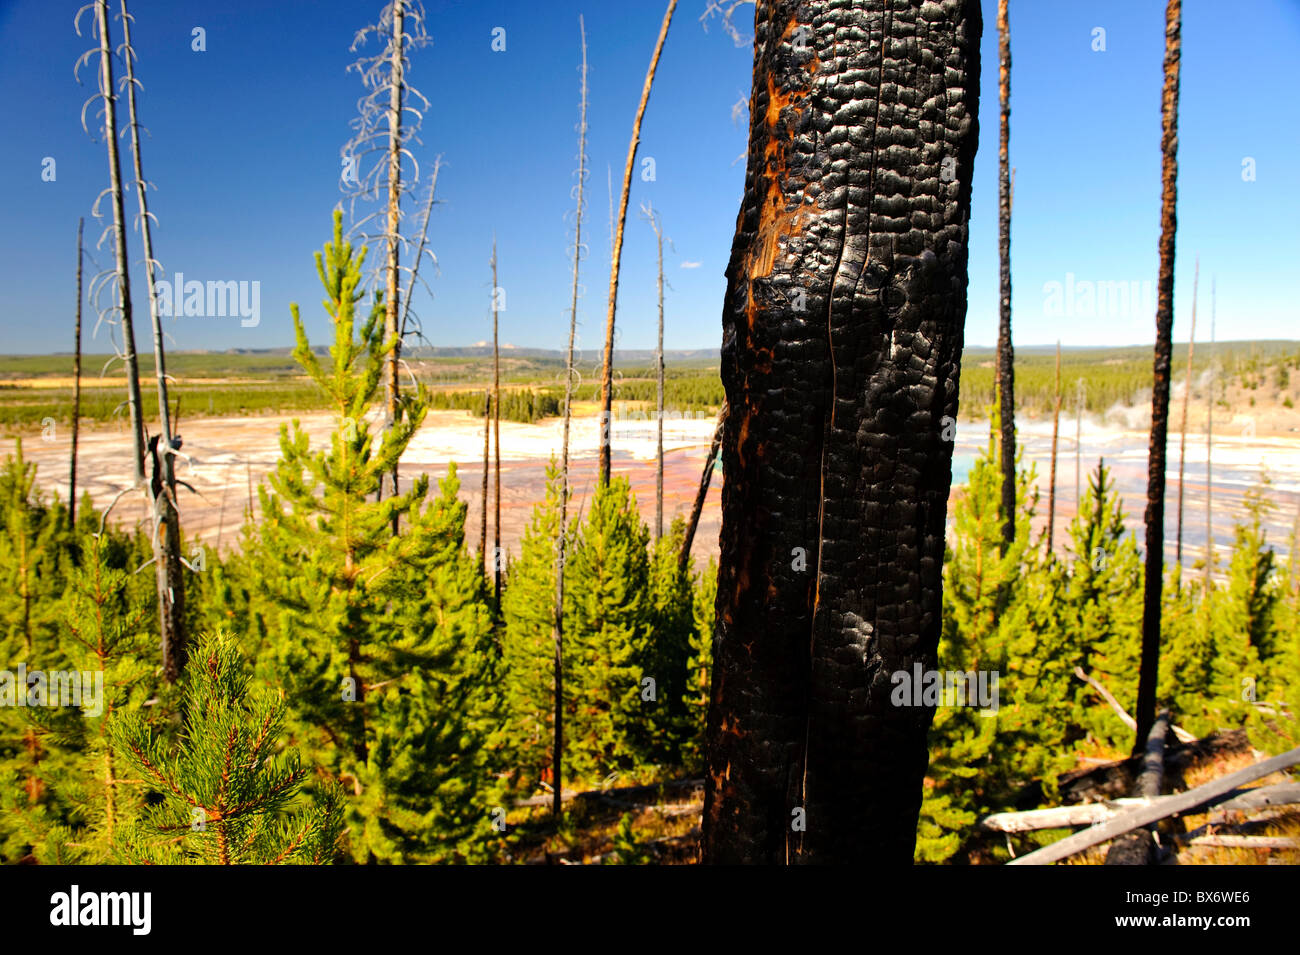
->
1134, 0, 1182, 752
703, 0, 983, 865
996, 0, 1016, 551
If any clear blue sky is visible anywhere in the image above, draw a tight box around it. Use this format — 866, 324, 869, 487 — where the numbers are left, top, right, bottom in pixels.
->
1, 0, 1297, 355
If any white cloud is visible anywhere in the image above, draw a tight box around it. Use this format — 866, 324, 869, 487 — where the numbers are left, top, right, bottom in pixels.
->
680, 261, 702, 269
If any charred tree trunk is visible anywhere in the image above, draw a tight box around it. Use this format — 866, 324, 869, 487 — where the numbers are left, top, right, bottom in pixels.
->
1175, 256, 1198, 569
1047, 340, 1061, 555
70, 218, 84, 527
1134, 0, 1182, 752
996, 0, 1016, 551
1104, 711, 1170, 865
702, 0, 983, 865
598, 0, 677, 487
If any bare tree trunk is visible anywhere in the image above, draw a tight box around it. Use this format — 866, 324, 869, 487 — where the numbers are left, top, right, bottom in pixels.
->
1205, 278, 1215, 588
551, 15, 589, 819
598, 0, 677, 487
492, 239, 502, 606
1047, 340, 1061, 554
398, 159, 441, 342
1134, 0, 1182, 752
1175, 256, 1199, 569
996, 0, 1016, 551
680, 401, 725, 575
121, 0, 185, 681
383, 0, 406, 514
480, 389, 489, 570
703, 0, 983, 864
92, 0, 146, 490
70, 218, 84, 527
646, 206, 666, 541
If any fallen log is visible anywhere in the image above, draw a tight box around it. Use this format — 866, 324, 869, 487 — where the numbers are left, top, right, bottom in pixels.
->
1183, 835, 1298, 850
979, 780, 1300, 834
1009, 744, 1300, 866
1209, 780, 1300, 815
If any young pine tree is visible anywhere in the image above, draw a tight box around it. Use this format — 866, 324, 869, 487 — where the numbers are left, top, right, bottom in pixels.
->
246, 212, 500, 863
918, 417, 1041, 863
109, 632, 344, 864
1059, 461, 1144, 751
563, 476, 652, 782
0, 533, 163, 863
0, 441, 73, 657
500, 460, 565, 793
1163, 484, 1275, 738
642, 516, 694, 764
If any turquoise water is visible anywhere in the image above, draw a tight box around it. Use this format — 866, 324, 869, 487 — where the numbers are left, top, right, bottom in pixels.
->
950, 452, 976, 486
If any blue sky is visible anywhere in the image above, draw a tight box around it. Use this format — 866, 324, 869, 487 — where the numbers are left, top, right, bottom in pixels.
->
1, 0, 1297, 355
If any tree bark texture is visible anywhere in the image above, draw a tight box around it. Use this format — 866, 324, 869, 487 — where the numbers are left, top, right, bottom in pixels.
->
703, 0, 982, 865
1134, 0, 1181, 751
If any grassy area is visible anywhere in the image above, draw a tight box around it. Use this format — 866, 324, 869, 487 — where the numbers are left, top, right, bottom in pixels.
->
0, 380, 329, 428
959, 341, 1300, 417
1, 342, 1296, 429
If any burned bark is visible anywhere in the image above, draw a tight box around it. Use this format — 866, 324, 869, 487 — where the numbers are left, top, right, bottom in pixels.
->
1134, 0, 1182, 751
996, 0, 1016, 551
703, 0, 982, 865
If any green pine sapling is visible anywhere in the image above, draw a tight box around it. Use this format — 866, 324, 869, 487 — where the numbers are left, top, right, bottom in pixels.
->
246, 211, 501, 863
109, 632, 343, 864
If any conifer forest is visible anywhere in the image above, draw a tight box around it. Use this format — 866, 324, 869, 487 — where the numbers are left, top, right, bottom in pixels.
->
3, 0, 1300, 902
